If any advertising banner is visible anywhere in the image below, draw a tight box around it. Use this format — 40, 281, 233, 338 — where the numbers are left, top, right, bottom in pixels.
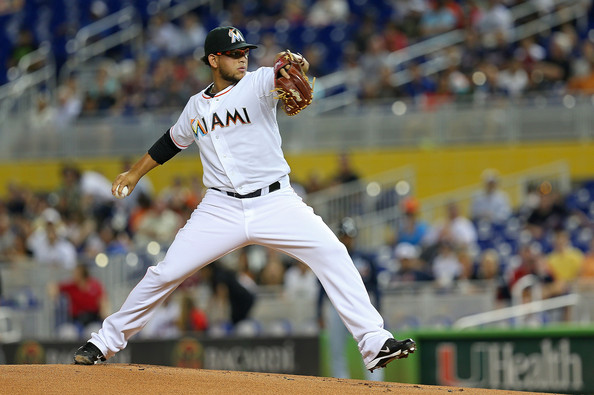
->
0, 335, 319, 376
418, 328, 594, 394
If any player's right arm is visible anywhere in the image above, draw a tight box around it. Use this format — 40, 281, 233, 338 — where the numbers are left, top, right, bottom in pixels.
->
112, 97, 196, 198
111, 153, 160, 197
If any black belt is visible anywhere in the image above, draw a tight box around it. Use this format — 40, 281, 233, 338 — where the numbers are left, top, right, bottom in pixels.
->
211, 181, 281, 199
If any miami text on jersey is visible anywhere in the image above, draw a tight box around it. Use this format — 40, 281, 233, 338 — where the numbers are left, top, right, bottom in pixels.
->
191, 108, 252, 137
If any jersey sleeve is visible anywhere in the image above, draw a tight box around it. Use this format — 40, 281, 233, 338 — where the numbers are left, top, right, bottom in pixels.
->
252, 67, 277, 108
169, 97, 197, 149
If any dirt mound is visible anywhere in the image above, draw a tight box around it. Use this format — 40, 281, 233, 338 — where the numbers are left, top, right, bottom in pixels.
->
0, 364, 542, 394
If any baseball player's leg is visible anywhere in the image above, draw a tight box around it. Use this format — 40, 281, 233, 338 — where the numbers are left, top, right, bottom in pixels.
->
247, 187, 393, 366
88, 191, 249, 359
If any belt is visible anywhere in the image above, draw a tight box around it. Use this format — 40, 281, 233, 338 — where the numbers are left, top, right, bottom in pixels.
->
211, 181, 281, 199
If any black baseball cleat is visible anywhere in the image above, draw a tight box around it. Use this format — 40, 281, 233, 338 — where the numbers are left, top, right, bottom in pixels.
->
366, 338, 416, 372
73, 342, 106, 365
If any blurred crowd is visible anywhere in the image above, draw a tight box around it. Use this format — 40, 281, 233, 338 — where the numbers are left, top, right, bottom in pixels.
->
4, 0, 594, 128
1, 153, 594, 338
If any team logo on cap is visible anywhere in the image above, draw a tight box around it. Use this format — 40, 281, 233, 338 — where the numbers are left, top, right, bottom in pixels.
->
228, 28, 245, 43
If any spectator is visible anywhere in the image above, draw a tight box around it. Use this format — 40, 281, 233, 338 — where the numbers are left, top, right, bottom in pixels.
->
331, 151, 360, 185
397, 196, 431, 247
577, 238, 594, 290
401, 62, 437, 101
87, 64, 121, 111
145, 12, 184, 59
55, 164, 83, 219
306, 0, 350, 27
83, 223, 129, 262
252, 32, 283, 69
0, 212, 16, 262
159, 176, 192, 215
178, 13, 207, 56
545, 229, 584, 293
7, 29, 38, 70
382, 22, 409, 53
391, 0, 429, 39
514, 36, 546, 73
474, 0, 513, 49
134, 196, 183, 248
391, 242, 433, 283
358, 34, 391, 101
284, 259, 318, 333
178, 291, 209, 333
507, 242, 556, 298
470, 169, 511, 225
419, 0, 457, 38
497, 57, 529, 98
54, 76, 82, 130
473, 248, 510, 304
431, 241, 463, 288
28, 208, 77, 270
567, 40, 594, 94
201, 261, 256, 328
258, 250, 286, 286
532, 31, 573, 90
48, 264, 109, 330
525, 187, 569, 240
236, 248, 259, 294
425, 200, 478, 256
284, 260, 318, 300
141, 294, 181, 339
459, 29, 485, 75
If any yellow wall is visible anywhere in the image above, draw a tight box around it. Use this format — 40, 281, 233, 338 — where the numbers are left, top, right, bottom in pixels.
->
2, 141, 594, 198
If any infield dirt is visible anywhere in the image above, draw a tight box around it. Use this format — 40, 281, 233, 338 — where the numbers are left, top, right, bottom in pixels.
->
0, 364, 557, 394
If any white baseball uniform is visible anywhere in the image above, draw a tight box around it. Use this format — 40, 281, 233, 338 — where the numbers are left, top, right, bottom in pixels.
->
89, 67, 393, 366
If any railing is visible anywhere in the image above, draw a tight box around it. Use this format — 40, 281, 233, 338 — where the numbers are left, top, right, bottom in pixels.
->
305, 166, 415, 248
60, 6, 143, 81
453, 293, 580, 329
312, 0, 584, 113
0, 95, 592, 160
0, 42, 56, 126
59, 0, 211, 82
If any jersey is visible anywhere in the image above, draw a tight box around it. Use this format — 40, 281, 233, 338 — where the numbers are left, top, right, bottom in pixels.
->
169, 67, 291, 194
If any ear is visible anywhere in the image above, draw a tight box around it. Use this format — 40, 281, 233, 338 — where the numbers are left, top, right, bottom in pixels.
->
208, 54, 218, 68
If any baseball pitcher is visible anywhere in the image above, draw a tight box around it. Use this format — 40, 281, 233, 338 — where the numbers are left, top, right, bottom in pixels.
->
74, 26, 415, 372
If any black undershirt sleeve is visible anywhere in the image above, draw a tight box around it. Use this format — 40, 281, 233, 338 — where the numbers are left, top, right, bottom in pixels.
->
148, 130, 182, 164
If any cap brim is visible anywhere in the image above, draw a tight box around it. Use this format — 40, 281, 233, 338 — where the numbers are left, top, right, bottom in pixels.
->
228, 43, 258, 51
202, 43, 258, 64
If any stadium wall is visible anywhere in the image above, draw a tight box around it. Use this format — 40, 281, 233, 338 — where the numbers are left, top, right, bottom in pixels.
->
2, 141, 594, 198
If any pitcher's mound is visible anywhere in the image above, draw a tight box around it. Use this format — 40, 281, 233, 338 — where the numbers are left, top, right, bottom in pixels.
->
0, 364, 544, 394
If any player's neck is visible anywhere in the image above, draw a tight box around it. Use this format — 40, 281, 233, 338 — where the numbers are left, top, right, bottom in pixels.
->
211, 81, 235, 95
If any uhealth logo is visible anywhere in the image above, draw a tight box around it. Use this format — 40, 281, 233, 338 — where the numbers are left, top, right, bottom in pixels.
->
436, 339, 583, 392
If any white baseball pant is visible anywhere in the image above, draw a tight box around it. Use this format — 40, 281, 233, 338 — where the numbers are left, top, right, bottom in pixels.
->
90, 177, 393, 366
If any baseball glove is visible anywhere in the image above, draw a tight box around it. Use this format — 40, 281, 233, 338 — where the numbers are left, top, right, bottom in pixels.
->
273, 50, 315, 116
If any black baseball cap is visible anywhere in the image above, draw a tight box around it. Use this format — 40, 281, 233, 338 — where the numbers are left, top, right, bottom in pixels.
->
201, 26, 257, 63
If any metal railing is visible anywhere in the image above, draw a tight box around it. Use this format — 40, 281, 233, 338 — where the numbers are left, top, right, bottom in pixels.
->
305, 165, 415, 247
0, 42, 56, 125
60, 6, 143, 81
453, 293, 580, 329
313, 0, 584, 113
59, 0, 211, 82
0, 94, 592, 159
